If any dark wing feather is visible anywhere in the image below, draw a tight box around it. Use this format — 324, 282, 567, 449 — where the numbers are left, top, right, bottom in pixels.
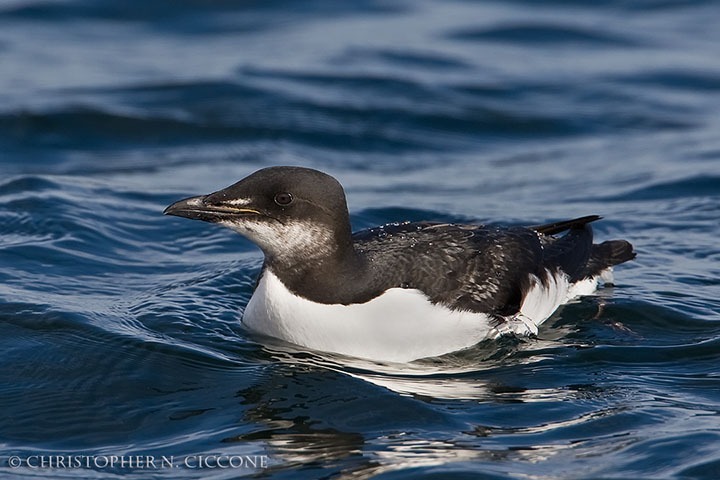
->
530, 215, 601, 235
354, 223, 544, 314
532, 216, 635, 280
536, 223, 594, 282
353, 217, 634, 315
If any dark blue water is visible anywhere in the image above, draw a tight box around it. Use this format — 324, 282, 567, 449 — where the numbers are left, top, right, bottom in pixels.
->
2, 1, 720, 478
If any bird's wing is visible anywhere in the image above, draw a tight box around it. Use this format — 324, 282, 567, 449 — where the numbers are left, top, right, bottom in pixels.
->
353, 218, 633, 316
529, 215, 601, 235
355, 223, 545, 315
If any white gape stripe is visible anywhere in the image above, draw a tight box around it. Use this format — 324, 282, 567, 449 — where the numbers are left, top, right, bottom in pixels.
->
223, 198, 252, 206
242, 269, 606, 363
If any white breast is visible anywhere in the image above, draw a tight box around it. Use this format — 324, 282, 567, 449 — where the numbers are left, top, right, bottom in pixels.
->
241, 269, 603, 363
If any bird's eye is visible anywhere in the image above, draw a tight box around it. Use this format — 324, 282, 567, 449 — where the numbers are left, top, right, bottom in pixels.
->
274, 192, 294, 206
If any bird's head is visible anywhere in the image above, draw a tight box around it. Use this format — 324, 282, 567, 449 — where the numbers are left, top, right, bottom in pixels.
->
164, 166, 353, 263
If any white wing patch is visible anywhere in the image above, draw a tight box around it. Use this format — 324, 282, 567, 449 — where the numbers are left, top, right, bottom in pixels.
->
521, 271, 571, 325
493, 270, 604, 337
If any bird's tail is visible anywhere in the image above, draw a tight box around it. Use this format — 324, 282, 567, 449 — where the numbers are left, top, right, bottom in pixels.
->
581, 239, 636, 280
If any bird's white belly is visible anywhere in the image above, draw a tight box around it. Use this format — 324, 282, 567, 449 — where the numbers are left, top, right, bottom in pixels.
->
241, 270, 601, 363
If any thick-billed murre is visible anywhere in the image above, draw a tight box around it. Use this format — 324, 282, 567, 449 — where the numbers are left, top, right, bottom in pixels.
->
164, 166, 635, 362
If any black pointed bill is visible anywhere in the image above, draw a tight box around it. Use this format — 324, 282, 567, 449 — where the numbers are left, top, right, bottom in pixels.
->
163, 195, 262, 223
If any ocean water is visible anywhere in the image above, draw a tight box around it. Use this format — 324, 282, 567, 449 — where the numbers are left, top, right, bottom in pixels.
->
1, 0, 720, 478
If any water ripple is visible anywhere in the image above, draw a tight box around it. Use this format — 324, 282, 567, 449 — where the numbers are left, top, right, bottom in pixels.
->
448, 22, 642, 47
2, 0, 720, 478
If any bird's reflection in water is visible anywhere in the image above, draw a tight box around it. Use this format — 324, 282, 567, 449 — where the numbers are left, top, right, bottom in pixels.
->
223, 319, 619, 477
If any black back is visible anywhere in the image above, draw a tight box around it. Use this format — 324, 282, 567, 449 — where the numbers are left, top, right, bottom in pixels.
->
276, 216, 634, 316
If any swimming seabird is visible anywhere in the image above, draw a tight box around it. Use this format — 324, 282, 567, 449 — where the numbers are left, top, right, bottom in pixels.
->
164, 166, 635, 363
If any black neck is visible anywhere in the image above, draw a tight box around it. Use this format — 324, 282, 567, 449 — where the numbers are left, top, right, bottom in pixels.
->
264, 242, 385, 305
